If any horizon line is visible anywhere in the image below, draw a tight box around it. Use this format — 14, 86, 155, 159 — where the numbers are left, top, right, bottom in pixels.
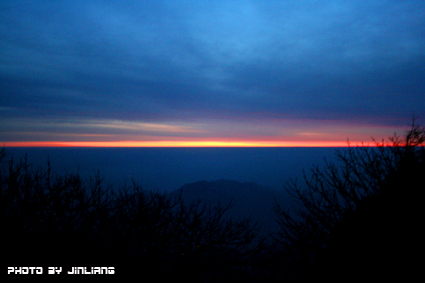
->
1, 140, 373, 148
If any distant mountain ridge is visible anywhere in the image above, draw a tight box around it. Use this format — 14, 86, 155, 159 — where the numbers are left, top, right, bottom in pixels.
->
170, 179, 291, 237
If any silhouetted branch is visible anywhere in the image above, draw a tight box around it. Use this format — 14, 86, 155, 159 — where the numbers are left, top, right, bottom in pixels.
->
1, 148, 263, 280
272, 119, 425, 280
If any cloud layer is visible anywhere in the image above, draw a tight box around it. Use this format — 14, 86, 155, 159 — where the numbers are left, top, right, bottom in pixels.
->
1, 0, 424, 145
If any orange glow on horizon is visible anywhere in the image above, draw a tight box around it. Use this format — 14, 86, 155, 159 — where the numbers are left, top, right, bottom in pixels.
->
1, 140, 370, 147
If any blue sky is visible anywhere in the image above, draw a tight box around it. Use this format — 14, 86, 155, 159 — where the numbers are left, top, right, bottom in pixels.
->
1, 0, 424, 146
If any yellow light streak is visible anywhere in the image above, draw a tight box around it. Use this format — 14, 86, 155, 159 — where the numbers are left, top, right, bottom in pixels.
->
2, 140, 361, 147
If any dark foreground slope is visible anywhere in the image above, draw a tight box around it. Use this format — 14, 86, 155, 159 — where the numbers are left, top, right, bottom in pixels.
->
271, 123, 425, 282
314, 158, 425, 281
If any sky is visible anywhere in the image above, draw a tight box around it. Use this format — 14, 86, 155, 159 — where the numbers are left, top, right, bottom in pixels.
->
1, 0, 424, 147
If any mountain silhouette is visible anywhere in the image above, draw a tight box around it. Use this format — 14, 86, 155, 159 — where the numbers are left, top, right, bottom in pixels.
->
170, 179, 290, 238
